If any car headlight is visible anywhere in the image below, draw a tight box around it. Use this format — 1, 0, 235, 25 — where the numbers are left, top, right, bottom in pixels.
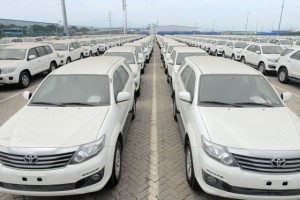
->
69, 135, 106, 164
267, 58, 278, 63
202, 136, 238, 167
58, 53, 65, 58
1, 67, 17, 74
83, 48, 89, 51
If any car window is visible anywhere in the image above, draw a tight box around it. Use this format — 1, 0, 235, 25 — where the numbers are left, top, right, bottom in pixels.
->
69, 43, 75, 50
247, 45, 256, 52
44, 45, 53, 54
171, 51, 176, 62
181, 65, 192, 85
36, 46, 47, 57
185, 70, 196, 101
291, 51, 300, 61
28, 48, 39, 59
281, 49, 293, 56
116, 66, 129, 86
255, 46, 261, 53
76, 42, 82, 48
113, 71, 123, 101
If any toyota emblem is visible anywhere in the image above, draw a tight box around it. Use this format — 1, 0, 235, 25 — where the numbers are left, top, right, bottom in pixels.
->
24, 155, 38, 164
271, 158, 286, 168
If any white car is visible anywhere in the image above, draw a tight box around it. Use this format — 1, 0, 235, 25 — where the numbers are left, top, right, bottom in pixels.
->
123, 43, 146, 74
223, 41, 248, 60
269, 38, 293, 48
79, 39, 99, 57
0, 56, 136, 196
51, 40, 84, 65
96, 38, 109, 53
104, 46, 142, 97
241, 44, 284, 74
276, 47, 300, 84
0, 37, 24, 44
209, 40, 227, 56
163, 43, 187, 71
173, 56, 300, 199
0, 43, 59, 88
294, 40, 300, 47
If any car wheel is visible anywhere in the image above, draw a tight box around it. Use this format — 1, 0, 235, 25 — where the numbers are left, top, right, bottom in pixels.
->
66, 57, 71, 64
165, 68, 168, 75
173, 99, 178, 121
136, 87, 141, 97
80, 54, 84, 59
131, 100, 136, 120
141, 68, 144, 74
241, 57, 246, 64
215, 50, 218, 56
231, 54, 235, 60
186, 142, 200, 190
222, 52, 226, 58
108, 140, 122, 187
258, 62, 266, 75
208, 49, 211, 55
48, 62, 56, 74
278, 68, 289, 83
89, 51, 93, 57
18, 71, 30, 88
96, 49, 100, 56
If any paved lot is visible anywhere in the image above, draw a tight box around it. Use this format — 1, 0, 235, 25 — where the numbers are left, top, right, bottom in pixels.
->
1, 43, 300, 200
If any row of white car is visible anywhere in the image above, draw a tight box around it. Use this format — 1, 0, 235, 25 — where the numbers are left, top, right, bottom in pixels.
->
168, 35, 300, 85
157, 35, 300, 199
0, 35, 145, 88
0, 35, 154, 196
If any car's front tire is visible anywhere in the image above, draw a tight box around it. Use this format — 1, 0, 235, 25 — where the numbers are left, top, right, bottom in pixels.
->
18, 71, 31, 88
131, 100, 136, 120
48, 62, 57, 74
258, 62, 266, 75
185, 142, 200, 191
108, 139, 122, 187
241, 56, 246, 64
278, 67, 289, 83
173, 99, 178, 121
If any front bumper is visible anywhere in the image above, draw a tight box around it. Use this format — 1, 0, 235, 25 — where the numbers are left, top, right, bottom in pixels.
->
266, 62, 277, 71
0, 73, 19, 84
0, 146, 114, 196
194, 148, 300, 199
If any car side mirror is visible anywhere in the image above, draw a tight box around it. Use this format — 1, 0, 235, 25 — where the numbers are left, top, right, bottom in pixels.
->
23, 91, 32, 101
255, 50, 261, 54
28, 55, 36, 60
179, 91, 191, 103
163, 49, 166, 53
117, 92, 131, 103
281, 92, 292, 102
168, 59, 174, 65
69, 47, 74, 51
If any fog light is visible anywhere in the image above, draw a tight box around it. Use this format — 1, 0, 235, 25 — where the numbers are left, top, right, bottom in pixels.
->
91, 174, 100, 182
207, 176, 217, 185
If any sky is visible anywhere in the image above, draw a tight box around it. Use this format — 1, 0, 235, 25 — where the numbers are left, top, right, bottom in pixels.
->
0, 0, 299, 31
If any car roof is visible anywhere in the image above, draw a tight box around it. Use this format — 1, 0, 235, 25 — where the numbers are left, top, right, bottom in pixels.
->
105, 46, 135, 53
51, 39, 78, 44
4, 42, 49, 49
173, 47, 207, 53
186, 56, 259, 75
51, 56, 125, 75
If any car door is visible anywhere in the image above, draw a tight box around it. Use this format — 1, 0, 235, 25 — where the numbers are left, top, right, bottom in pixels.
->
245, 45, 256, 64
69, 43, 76, 60
289, 51, 300, 78
226, 42, 233, 56
35, 46, 50, 72
176, 65, 192, 113
76, 42, 83, 58
252, 45, 262, 66
27, 48, 41, 75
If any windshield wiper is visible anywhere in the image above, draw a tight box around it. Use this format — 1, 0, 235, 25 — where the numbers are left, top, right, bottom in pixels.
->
200, 101, 243, 107
61, 102, 95, 107
235, 102, 274, 107
30, 102, 65, 107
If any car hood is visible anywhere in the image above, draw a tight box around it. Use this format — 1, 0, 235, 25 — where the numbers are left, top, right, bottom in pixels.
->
0, 106, 109, 148
0, 60, 24, 66
264, 54, 280, 59
199, 107, 300, 150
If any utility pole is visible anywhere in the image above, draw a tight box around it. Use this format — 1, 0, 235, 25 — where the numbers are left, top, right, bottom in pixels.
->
61, 0, 69, 36
245, 12, 249, 32
108, 12, 112, 35
278, 0, 285, 34
122, 0, 127, 35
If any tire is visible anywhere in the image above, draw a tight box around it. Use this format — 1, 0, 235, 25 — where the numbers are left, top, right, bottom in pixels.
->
258, 62, 266, 75
80, 54, 84, 59
208, 49, 211, 55
173, 99, 178, 121
66, 57, 71, 64
108, 140, 122, 187
185, 142, 200, 190
278, 68, 289, 83
164, 68, 168, 75
222, 52, 226, 58
48, 62, 56, 74
18, 71, 31, 88
89, 51, 93, 57
136, 88, 141, 98
96, 49, 100, 56
231, 54, 235, 60
146, 59, 150, 63
241, 56, 246, 64
131, 100, 136, 120
141, 68, 144, 75
215, 50, 218, 56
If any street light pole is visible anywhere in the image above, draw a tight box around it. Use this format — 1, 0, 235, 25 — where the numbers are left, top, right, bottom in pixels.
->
278, 0, 285, 34
245, 12, 249, 32
61, 0, 69, 36
122, 0, 127, 35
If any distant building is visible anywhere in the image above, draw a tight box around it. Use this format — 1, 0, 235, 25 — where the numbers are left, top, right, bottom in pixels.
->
150, 25, 197, 35
0, 18, 58, 27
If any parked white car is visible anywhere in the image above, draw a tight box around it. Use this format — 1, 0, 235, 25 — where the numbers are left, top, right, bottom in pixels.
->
163, 43, 187, 71
173, 56, 300, 199
276, 47, 300, 84
241, 44, 284, 74
0, 37, 24, 44
79, 39, 99, 57
51, 40, 84, 65
96, 38, 109, 53
0, 56, 136, 196
104, 46, 141, 97
209, 40, 227, 56
123, 43, 146, 74
223, 41, 248, 60
0, 43, 59, 88
269, 38, 293, 48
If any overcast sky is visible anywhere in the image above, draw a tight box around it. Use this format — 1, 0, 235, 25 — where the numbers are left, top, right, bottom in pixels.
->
0, 0, 299, 31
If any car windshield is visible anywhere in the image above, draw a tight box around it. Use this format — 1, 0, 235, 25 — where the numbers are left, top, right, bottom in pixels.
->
199, 75, 282, 107
80, 41, 91, 46
235, 42, 248, 48
217, 41, 227, 45
258, 39, 269, 43
176, 52, 207, 65
23, 38, 35, 42
105, 52, 136, 65
52, 43, 68, 51
280, 40, 293, 45
262, 46, 284, 54
30, 75, 110, 106
0, 49, 26, 60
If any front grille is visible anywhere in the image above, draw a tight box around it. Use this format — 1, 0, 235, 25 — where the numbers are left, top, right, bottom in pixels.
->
0, 151, 75, 170
232, 153, 300, 173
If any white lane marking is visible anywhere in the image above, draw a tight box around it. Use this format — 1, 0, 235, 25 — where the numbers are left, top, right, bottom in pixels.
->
148, 50, 160, 198
272, 84, 300, 99
0, 83, 39, 104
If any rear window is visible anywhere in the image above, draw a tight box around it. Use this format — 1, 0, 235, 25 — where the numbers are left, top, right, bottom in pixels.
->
281, 49, 293, 56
